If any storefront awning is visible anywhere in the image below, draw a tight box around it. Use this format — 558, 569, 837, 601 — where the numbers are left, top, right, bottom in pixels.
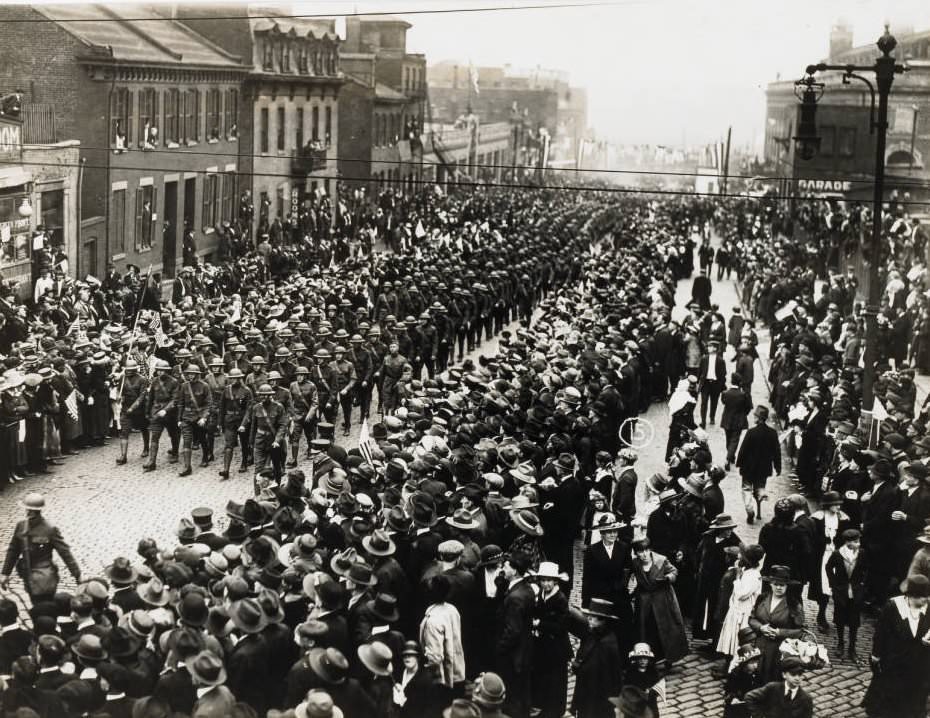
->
0, 166, 30, 191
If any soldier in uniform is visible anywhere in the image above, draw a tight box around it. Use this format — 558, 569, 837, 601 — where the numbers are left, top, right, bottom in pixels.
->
288, 365, 319, 465
267, 370, 291, 478
380, 341, 407, 416
245, 355, 269, 392
330, 345, 358, 436
218, 368, 252, 479
175, 364, 214, 477
272, 346, 298, 385
432, 302, 452, 373
225, 344, 250, 375
244, 384, 287, 492
418, 311, 438, 379
368, 327, 388, 415
142, 359, 179, 472
311, 348, 338, 424
203, 358, 227, 467
115, 359, 149, 465
1, 493, 81, 603
348, 334, 374, 422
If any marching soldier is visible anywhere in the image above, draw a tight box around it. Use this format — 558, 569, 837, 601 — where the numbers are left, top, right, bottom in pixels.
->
311, 348, 338, 424
244, 384, 287, 492
348, 334, 374, 422
272, 346, 298, 385
175, 364, 214, 477
368, 327, 388, 415
380, 341, 407, 416
432, 302, 452, 373
418, 311, 438, 379
115, 359, 149, 465
203, 358, 227, 467
224, 343, 250, 375
218, 368, 252, 479
267, 370, 292, 478
142, 359, 179, 472
245, 355, 269, 391
1, 493, 81, 602
330, 346, 357, 436
288, 365, 319, 465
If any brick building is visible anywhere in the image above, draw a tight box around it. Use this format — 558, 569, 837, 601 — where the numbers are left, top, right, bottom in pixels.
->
0, 107, 80, 294
764, 22, 930, 207
176, 8, 343, 235
338, 15, 427, 194
0, 4, 251, 282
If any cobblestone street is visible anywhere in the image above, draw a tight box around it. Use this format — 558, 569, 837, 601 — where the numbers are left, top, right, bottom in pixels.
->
0, 264, 875, 716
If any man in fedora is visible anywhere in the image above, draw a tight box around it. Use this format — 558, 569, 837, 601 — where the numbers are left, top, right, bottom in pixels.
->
861, 458, 900, 607
1, 492, 81, 602
539, 452, 585, 585
698, 339, 726, 428
225, 598, 271, 713
187, 650, 235, 718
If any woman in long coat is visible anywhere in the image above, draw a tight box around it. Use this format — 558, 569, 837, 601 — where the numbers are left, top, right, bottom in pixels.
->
530, 562, 572, 718
692, 515, 743, 642
571, 599, 622, 718
747, 565, 805, 683
862, 576, 930, 718
807, 491, 854, 631
631, 538, 688, 665
582, 515, 635, 655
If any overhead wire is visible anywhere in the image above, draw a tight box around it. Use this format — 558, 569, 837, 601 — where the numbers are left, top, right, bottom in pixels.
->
0, 156, 925, 208
13, 139, 930, 192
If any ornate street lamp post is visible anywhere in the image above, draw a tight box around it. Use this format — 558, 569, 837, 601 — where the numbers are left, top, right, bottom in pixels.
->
796, 26, 908, 414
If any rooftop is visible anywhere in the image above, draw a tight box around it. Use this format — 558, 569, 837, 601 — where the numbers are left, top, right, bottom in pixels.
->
35, 4, 245, 68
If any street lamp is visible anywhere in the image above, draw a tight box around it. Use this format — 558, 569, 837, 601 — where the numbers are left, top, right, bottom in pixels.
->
792, 76, 823, 160
798, 25, 908, 415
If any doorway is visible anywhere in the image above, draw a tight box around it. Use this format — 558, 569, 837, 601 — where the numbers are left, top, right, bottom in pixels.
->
183, 177, 196, 231
163, 180, 178, 278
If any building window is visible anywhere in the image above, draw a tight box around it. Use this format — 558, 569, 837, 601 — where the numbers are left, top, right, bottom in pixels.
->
40, 189, 64, 249
225, 89, 238, 139
222, 172, 236, 223
277, 106, 286, 150
0, 196, 31, 262
202, 174, 218, 230
311, 105, 319, 141
325, 106, 332, 145
296, 107, 304, 152
110, 88, 132, 150
276, 186, 285, 220
183, 89, 200, 143
281, 41, 291, 72
296, 44, 308, 73
275, 40, 284, 72
819, 126, 835, 157
206, 89, 221, 140
112, 188, 127, 254
263, 39, 274, 71
838, 127, 856, 157
260, 107, 269, 153
139, 88, 159, 149
135, 185, 156, 250
164, 88, 179, 144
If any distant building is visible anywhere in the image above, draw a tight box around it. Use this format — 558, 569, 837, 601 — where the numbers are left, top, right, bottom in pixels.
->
338, 15, 426, 194
175, 6, 343, 238
764, 22, 930, 206
0, 4, 250, 281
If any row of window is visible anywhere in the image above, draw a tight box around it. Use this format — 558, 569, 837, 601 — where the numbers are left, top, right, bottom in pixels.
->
110, 87, 238, 150
816, 126, 856, 159
402, 65, 424, 92
111, 173, 238, 254
258, 103, 333, 154
260, 36, 338, 76
374, 113, 421, 148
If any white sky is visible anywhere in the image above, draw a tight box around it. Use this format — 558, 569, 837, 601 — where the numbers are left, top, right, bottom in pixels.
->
292, 0, 929, 150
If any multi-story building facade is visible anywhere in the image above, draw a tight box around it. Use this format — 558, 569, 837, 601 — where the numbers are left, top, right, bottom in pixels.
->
338, 16, 427, 194
0, 4, 250, 282
176, 8, 343, 235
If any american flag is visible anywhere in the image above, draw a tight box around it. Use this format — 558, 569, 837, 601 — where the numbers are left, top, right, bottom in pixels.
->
64, 390, 79, 421
144, 311, 172, 348
358, 418, 376, 467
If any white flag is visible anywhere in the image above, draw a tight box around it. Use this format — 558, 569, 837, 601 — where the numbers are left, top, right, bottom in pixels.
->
415, 220, 426, 239
872, 397, 889, 421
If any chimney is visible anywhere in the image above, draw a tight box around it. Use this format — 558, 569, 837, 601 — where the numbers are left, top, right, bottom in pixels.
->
829, 21, 853, 61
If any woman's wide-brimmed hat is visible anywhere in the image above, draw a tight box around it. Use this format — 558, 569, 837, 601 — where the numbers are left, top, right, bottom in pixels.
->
762, 565, 799, 586
901, 574, 930, 598
530, 561, 568, 582
582, 598, 617, 620
510, 509, 544, 537
628, 642, 654, 659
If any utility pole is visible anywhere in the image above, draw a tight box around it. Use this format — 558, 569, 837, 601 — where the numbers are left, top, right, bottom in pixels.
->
721, 126, 732, 194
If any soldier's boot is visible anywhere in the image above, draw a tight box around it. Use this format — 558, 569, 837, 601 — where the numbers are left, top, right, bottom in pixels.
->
140, 430, 150, 458
168, 448, 179, 464
116, 439, 129, 465
219, 448, 233, 480
239, 454, 249, 473
848, 630, 860, 664
178, 450, 193, 477
206, 434, 216, 463
142, 442, 159, 472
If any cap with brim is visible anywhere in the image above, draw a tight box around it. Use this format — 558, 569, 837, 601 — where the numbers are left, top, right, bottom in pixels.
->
530, 561, 568, 581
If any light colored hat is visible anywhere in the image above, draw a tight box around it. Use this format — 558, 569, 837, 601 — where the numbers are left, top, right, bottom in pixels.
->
531, 561, 568, 581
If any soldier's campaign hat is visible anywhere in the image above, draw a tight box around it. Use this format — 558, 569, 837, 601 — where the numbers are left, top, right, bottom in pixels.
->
209, 357, 224, 367
296, 364, 310, 374
256, 384, 275, 396
183, 364, 202, 374
20, 492, 45, 511
250, 355, 267, 364
228, 368, 245, 379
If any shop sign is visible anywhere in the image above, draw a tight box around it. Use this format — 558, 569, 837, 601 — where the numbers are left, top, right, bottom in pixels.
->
0, 117, 22, 161
797, 178, 852, 193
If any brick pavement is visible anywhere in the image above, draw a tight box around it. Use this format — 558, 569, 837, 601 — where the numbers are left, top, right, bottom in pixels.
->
0, 264, 876, 715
